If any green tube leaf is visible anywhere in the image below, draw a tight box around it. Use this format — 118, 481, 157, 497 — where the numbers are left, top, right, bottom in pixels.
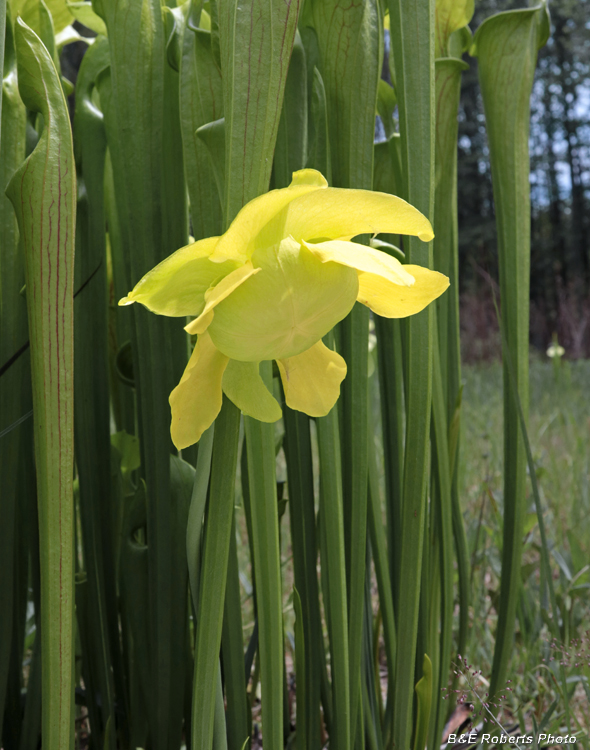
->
0, 8, 27, 726
434, 0, 474, 58
387, 0, 436, 744
471, 2, 549, 702
6, 18, 76, 750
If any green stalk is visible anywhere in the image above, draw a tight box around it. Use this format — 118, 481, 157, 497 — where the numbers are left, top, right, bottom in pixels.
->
432, 46, 471, 729
0, 8, 26, 725
192, 399, 241, 750
305, 3, 382, 740
96, 0, 191, 739
222, 518, 250, 750
7, 19, 76, 749
471, 4, 549, 702
387, 0, 436, 745
283, 408, 324, 749
293, 588, 308, 750
185, 425, 230, 750
372, 138, 404, 612
194, 5, 301, 749
0, 0, 5, 122
429, 327, 454, 749
179, 0, 223, 241
72, 39, 116, 749
367, 390, 396, 732
317, 390, 350, 750
244, 362, 284, 750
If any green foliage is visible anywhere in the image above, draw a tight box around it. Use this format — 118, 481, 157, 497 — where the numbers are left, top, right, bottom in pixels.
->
472, 2, 549, 704
6, 16, 76, 750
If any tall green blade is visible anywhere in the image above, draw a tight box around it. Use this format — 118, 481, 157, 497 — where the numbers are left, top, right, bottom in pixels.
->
317, 392, 350, 750
6, 18, 76, 750
179, 0, 223, 240
430, 25, 471, 741
94, 0, 190, 738
304, 3, 382, 739
218, 0, 300, 222
273, 34, 324, 749
0, 0, 5, 127
72, 38, 116, 749
428, 328, 454, 749
244, 362, 284, 750
221, 520, 250, 750
471, 3, 549, 702
191, 399, 241, 750
0, 8, 27, 725
283, 408, 324, 749
367, 399, 396, 735
196, 5, 301, 749
387, 0, 436, 745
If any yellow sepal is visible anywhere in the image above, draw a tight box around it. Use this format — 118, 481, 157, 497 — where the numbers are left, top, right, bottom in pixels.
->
222, 360, 282, 422
118, 236, 236, 317
277, 340, 347, 417
169, 332, 229, 449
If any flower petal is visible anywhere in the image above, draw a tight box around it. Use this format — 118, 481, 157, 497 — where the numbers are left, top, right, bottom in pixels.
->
304, 239, 416, 286
356, 264, 449, 318
185, 262, 261, 335
119, 236, 240, 316
208, 169, 328, 263
208, 237, 358, 361
169, 332, 229, 449
222, 360, 282, 422
277, 340, 347, 417
284, 188, 434, 243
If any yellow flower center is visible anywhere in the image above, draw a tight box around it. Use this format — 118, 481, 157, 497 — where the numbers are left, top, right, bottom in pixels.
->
208, 236, 359, 361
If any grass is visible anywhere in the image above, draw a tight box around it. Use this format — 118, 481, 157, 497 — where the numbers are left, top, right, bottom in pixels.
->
458, 356, 590, 738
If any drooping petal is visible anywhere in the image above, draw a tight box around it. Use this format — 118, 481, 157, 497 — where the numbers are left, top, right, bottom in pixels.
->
119, 236, 240, 316
304, 239, 416, 287
185, 262, 261, 335
208, 237, 358, 362
283, 188, 434, 243
356, 264, 449, 318
277, 340, 347, 417
169, 332, 229, 449
208, 169, 328, 263
222, 360, 282, 422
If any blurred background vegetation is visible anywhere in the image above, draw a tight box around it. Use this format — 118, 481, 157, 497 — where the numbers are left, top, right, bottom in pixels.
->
456, 0, 590, 361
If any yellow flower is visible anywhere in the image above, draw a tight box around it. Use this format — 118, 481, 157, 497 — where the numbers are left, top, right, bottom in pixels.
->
120, 169, 448, 449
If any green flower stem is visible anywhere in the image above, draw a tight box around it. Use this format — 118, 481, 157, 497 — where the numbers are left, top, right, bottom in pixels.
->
367, 406, 396, 735
244, 362, 284, 750
307, 3, 382, 739
208, 4, 301, 747
192, 399, 241, 749
7, 19, 77, 750
429, 323, 455, 748
283, 408, 324, 749
387, 0, 436, 746
317, 359, 350, 750
221, 516, 250, 750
